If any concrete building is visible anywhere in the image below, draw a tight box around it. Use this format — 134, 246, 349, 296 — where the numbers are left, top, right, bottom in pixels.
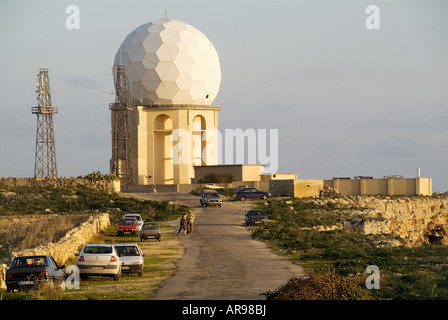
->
112, 18, 434, 197
113, 17, 221, 186
269, 177, 432, 198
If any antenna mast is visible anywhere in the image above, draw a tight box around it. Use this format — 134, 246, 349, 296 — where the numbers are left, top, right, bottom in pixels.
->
32, 68, 58, 177
109, 64, 133, 185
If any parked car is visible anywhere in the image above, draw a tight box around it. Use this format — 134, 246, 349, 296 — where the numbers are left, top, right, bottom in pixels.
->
6, 255, 66, 292
235, 187, 272, 201
124, 213, 144, 231
117, 217, 140, 236
140, 222, 162, 241
75, 244, 121, 281
199, 189, 222, 207
113, 244, 145, 277
245, 209, 268, 226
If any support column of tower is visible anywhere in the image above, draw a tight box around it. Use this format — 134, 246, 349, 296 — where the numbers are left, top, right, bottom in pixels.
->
32, 68, 58, 178
110, 65, 133, 185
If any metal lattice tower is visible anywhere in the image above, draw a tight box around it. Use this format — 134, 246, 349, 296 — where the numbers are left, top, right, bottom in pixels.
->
32, 68, 58, 178
109, 65, 133, 185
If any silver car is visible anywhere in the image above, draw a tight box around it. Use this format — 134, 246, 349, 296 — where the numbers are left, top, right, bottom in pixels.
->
113, 244, 145, 277
199, 189, 222, 207
140, 222, 162, 241
75, 244, 121, 281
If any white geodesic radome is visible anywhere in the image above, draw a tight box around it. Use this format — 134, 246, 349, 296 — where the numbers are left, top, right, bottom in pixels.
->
114, 18, 221, 106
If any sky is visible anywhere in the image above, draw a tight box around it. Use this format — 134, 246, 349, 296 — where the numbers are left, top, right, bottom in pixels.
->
0, 0, 447, 192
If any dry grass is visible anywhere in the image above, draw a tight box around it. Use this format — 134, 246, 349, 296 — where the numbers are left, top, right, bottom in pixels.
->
0, 214, 89, 257
268, 272, 376, 300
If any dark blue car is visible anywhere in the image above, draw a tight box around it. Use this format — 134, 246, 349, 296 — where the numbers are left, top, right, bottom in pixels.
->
6, 255, 66, 291
235, 187, 272, 201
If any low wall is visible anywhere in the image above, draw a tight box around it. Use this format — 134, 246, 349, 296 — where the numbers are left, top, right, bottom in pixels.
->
121, 180, 270, 193
0, 264, 6, 290
10, 213, 110, 266
0, 177, 120, 193
324, 178, 432, 196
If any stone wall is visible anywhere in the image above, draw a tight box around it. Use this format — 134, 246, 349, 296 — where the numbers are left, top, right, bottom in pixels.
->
0, 177, 120, 193
0, 264, 6, 290
10, 213, 110, 265
0, 213, 110, 289
328, 196, 448, 246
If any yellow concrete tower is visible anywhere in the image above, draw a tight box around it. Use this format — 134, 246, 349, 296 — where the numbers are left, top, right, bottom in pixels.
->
114, 18, 221, 185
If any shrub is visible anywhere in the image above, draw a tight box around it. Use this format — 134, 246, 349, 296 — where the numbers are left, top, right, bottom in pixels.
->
77, 171, 119, 181
267, 272, 375, 300
197, 172, 234, 183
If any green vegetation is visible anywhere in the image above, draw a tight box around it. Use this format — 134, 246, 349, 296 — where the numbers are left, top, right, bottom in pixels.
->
77, 171, 119, 181
0, 184, 189, 221
253, 198, 448, 300
0, 182, 188, 260
197, 172, 234, 183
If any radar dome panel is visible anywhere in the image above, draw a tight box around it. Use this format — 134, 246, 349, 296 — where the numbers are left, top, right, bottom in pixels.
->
114, 18, 221, 106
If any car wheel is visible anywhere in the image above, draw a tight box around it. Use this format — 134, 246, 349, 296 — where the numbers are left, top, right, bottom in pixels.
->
240, 196, 246, 201
114, 269, 121, 281
261, 195, 267, 200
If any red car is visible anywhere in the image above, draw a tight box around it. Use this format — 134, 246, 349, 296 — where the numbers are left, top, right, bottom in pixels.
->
117, 217, 139, 236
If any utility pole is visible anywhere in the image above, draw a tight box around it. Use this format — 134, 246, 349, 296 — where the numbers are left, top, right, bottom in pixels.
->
32, 68, 58, 177
109, 64, 133, 185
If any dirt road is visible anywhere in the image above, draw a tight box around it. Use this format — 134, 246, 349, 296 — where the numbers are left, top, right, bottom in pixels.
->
127, 192, 305, 300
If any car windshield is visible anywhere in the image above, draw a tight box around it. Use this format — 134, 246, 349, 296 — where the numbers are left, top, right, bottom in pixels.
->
84, 246, 113, 254
115, 246, 140, 256
127, 215, 141, 221
206, 193, 219, 197
11, 257, 47, 268
143, 224, 158, 230
120, 218, 137, 225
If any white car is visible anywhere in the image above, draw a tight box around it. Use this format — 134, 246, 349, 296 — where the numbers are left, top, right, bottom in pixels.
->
113, 243, 145, 276
124, 213, 144, 231
75, 244, 122, 281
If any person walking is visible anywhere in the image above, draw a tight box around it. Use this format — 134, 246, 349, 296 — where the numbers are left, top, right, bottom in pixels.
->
186, 210, 195, 234
178, 213, 187, 235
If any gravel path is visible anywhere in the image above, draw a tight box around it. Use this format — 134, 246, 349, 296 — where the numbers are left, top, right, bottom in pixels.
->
127, 192, 305, 300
